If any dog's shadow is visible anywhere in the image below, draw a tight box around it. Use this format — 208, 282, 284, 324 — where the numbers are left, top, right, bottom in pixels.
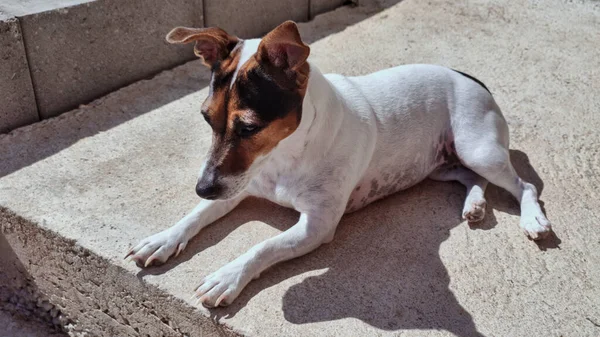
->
140, 150, 560, 337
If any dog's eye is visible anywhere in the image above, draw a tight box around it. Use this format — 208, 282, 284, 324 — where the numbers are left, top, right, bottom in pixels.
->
236, 124, 260, 138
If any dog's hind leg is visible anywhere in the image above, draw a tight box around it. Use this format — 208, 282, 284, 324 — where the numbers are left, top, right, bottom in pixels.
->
455, 135, 552, 240
429, 166, 488, 222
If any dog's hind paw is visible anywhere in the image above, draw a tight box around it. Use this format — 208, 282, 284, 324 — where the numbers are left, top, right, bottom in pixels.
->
521, 215, 552, 241
463, 199, 486, 223
125, 228, 189, 267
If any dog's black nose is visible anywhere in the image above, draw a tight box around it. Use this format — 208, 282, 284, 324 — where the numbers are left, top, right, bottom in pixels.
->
195, 181, 221, 200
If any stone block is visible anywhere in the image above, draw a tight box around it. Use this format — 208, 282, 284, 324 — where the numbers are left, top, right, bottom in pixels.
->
204, 0, 308, 38
19, 0, 203, 118
0, 18, 38, 133
310, 0, 346, 18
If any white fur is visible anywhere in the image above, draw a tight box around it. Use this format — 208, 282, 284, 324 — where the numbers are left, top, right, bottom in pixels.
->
230, 39, 260, 89
127, 39, 552, 307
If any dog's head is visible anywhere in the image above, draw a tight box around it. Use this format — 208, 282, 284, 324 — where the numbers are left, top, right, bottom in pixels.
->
166, 21, 310, 200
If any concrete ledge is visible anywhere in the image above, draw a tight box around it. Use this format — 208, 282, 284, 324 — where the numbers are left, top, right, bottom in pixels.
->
1, 207, 240, 337
0, 17, 38, 133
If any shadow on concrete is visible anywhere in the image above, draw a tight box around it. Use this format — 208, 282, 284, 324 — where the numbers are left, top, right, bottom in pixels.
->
135, 197, 299, 278
142, 149, 559, 336
0, 71, 210, 178
213, 180, 486, 337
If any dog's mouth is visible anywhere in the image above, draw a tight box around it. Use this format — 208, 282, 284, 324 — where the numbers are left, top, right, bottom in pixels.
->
196, 173, 250, 200
195, 151, 272, 200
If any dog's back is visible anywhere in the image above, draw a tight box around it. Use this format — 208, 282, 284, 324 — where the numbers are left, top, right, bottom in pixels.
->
328, 64, 499, 211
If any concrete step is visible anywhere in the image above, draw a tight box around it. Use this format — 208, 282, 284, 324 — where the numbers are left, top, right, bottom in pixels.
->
1, 0, 599, 336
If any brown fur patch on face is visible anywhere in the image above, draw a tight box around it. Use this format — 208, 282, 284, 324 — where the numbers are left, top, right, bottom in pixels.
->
201, 25, 311, 178
218, 107, 300, 175
201, 43, 243, 132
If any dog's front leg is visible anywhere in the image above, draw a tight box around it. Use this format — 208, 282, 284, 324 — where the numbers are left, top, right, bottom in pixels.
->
194, 210, 341, 307
126, 192, 247, 267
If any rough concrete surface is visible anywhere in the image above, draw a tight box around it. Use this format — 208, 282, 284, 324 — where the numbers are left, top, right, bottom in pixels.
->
0, 0, 94, 17
204, 0, 308, 38
310, 0, 347, 18
1, 208, 240, 337
1, 0, 599, 336
0, 310, 67, 337
0, 17, 38, 133
0, 215, 70, 336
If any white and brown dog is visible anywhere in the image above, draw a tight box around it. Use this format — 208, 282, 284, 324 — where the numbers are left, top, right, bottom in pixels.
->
126, 21, 552, 307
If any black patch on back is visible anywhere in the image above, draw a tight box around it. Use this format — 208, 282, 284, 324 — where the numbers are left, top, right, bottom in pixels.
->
234, 65, 302, 123
451, 69, 491, 94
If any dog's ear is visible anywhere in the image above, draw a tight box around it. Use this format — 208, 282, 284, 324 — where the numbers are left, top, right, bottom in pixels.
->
166, 27, 239, 67
256, 21, 310, 71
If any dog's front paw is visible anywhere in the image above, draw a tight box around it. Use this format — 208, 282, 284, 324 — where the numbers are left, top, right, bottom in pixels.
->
520, 215, 552, 240
192, 259, 254, 307
125, 228, 189, 267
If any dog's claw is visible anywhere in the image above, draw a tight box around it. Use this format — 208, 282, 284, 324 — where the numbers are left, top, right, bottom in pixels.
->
194, 297, 204, 307
144, 257, 155, 268
131, 256, 144, 268
144, 249, 167, 267
175, 242, 186, 257
125, 229, 189, 268
215, 290, 231, 307
527, 229, 538, 240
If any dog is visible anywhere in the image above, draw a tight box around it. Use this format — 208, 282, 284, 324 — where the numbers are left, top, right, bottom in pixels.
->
125, 21, 552, 307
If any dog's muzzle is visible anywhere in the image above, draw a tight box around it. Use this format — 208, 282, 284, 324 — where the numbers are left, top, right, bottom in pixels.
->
195, 169, 222, 200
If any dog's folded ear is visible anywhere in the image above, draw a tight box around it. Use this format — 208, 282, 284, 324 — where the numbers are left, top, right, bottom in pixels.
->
257, 21, 310, 71
166, 27, 239, 67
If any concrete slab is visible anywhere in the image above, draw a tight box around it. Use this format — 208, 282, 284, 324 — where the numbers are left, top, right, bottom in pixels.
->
19, 0, 202, 119
0, 17, 38, 133
1, 0, 600, 336
310, 0, 347, 18
204, 0, 308, 38
0, 0, 93, 17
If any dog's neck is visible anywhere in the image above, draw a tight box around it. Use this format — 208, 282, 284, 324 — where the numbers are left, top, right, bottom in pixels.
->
276, 63, 344, 161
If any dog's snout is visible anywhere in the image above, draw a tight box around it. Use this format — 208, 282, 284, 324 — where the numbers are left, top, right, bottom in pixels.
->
195, 179, 222, 200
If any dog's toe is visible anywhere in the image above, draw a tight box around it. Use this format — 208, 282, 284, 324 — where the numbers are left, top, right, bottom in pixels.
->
463, 199, 486, 223
125, 229, 188, 268
193, 276, 236, 308
521, 216, 552, 241
192, 261, 251, 307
